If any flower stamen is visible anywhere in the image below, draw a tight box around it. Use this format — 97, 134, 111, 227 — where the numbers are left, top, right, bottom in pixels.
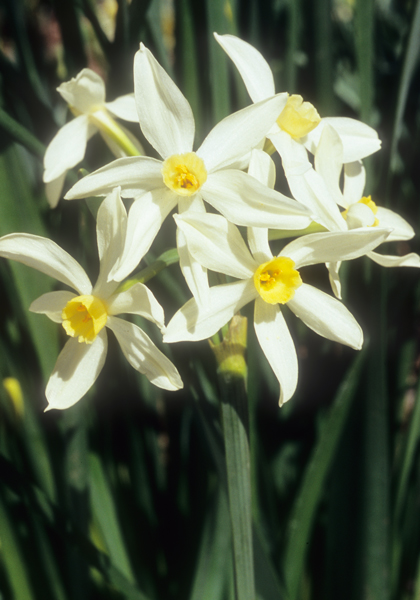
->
162, 152, 207, 196
62, 295, 108, 344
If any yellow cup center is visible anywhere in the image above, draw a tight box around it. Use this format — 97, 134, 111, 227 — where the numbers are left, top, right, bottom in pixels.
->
254, 257, 302, 304
162, 152, 207, 196
62, 295, 108, 344
342, 195, 379, 227
277, 95, 321, 139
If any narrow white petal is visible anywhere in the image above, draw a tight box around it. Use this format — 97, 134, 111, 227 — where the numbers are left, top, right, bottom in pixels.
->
177, 226, 209, 306
45, 173, 67, 209
0, 233, 92, 294
368, 251, 420, 268
343, 161, 365, 207
43, 115, 92, 182
134, 43, 195, 158
326, 261, 342, 299
304, 117, 381, 162
107, 316, 183, 390
57, 68, 106, 113
248, 148, 276, 188
163, 279, 258, 343
247, 228, 272, 263
214, 33, 276, 103
283, 228, 391, 268
203, 170, 312, 230
107, 283, 165, 326
29, 291, 77, 323
174, 212, 257, 279
287, 168, 346, 232
269, 129, 311, 175
96, 187, 127, 273
65, 156, 164, 200
46, 332, 108, 410
376, 207, 415, 241
254, 298, 298, 406
109, 189, 177, 282
197, 94, 288, 173
105, 94, 139, 122
314, 124, 344, 206
288, 283, 363, 349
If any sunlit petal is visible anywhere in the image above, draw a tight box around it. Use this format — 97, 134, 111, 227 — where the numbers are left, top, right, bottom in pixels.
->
107, 283, 165, 327
254, 298, 298, 405
368, 251, 420, 268
46, 332, 108, 410
107, 316, 183, 390
105, 93, 139, 122
57, 68, 106, 112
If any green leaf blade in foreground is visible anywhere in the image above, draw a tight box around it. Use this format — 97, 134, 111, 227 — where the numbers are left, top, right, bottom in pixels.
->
283, 349, 368, 600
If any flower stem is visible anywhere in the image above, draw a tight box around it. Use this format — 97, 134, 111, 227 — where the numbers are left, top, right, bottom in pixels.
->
210, 316, 255, 600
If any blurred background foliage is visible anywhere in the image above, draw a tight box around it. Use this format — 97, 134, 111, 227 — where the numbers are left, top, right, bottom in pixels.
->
0, 0, 419, 599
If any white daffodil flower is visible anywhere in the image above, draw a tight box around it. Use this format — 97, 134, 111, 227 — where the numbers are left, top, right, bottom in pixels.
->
44, 68, 142, 208
65, 43, 314, 304
163, 211, 391, 405
214, 33, 381, 175
0, 189, 183, 410
311, 125, 420, 296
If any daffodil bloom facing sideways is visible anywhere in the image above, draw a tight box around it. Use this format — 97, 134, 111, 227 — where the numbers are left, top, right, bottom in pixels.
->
214, 33, 381, 175
44, 68, 143, 208
0, 189, 183, 410
307, 125, 420, 296
65, 43, 314, 304
163, 212, 391, 405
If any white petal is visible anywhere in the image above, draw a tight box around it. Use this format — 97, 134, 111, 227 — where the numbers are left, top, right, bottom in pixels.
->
283, 228, 391, 268
376, 207, 415, 241
247, 228, 272, 263
304, 117, 381, 162
0, 233, 92, 294
177, 226, 209, 306
96, 187, 127, 270
30, 291, 77, 322
197, 94, 288, 173
46, 332, 108, 410
367, 251, 420, 268
286, 168, 346, 232
57, 68, 106, 113
314, 124, 344, 206
288, 283, 363, 349
174, 212, 257, 279
134, 43, 195, 158
326, 261, 342, 299
45, 172, 67, 209
248, 148, 276, 188
254, 298, 298, 406
345, 202, 376, 228
109, 188, 177, 282
65, 156, 164, 199
163, 279, 258, 343
43, 115, 93, 182
343, 161, 365, 207
214, 33, 276, 103
107, 283, 165, 327
107, 316, 183, 390
105, 94, 139, 122
269, 129, 311, 175
203, 170, 312, 230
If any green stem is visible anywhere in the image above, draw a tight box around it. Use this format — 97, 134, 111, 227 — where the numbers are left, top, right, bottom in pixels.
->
0, 106, 45, 157
210, 316, 255, 600
116, 248, 180, 292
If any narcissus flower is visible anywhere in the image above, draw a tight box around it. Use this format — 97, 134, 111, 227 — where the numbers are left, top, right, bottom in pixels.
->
214, 33, 381, 173
44, 68, 142, 208
0, 189, 183, 410
163, 211, 391, 405
65, 43, 313, 302
310, 125, 420, 296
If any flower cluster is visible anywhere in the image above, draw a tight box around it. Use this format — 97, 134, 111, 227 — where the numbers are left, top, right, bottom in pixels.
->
0, 34, 418, 409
